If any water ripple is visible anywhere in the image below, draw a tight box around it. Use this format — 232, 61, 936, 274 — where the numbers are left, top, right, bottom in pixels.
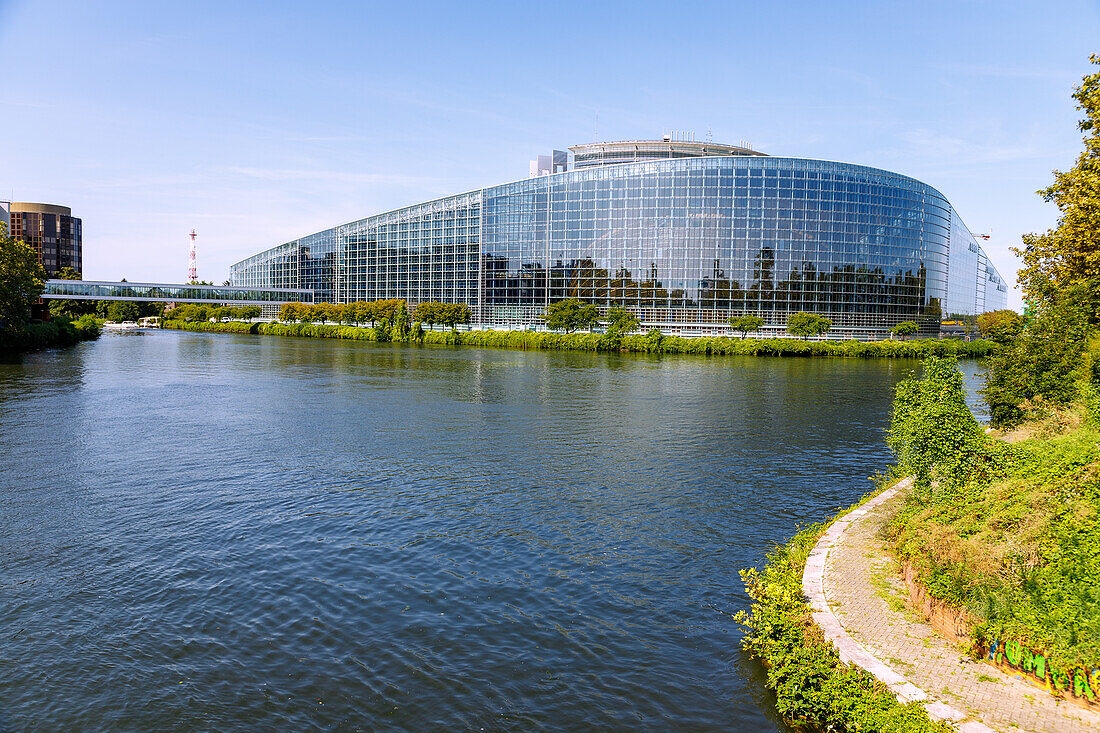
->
0, 331, 972, 731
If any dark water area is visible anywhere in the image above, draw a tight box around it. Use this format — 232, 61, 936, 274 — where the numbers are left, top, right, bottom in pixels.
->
0, 330, 984, 731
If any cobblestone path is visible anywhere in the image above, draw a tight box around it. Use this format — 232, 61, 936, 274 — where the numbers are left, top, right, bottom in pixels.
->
822, 492, 1100, 733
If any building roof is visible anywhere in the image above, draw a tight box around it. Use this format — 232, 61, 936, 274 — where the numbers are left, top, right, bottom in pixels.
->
10, 202, 72, 216
568, 139, 766, 169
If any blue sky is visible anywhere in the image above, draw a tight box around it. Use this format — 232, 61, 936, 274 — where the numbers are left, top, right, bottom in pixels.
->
2, 1, 1098, 309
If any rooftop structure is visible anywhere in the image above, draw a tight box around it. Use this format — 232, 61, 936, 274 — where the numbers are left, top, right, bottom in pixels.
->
569, 137, 766, 170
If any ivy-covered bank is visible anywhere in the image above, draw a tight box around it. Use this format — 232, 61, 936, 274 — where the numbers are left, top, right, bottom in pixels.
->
736, 514, 951, 732
160, 319, 996, 359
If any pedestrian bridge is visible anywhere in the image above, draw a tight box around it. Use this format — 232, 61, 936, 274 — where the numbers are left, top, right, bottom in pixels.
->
42, 280, 314, 306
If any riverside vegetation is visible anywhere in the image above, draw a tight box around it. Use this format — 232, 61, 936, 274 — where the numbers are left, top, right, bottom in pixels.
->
881, 55, 1100, 699
740, 56, 1100, 728
0, 224, 101, 352
163, 298, 996, 359
160, 317, 995, 359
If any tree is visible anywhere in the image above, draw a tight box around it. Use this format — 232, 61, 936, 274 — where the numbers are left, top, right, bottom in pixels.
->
440, 303, 471, 330
728, 314, 765, 339
1013, 55, 1100, 321
239, 305, 261, 321
414, 301, 440, 328
543, 299, 599, 333
0, 223, 46, 330
890, 321, 920, 340
976, 310, 1024, 344
279, 302, 307, 323
46, 266, 96, 318
374, 299, 401, 325
786, 311, 831, 340
604, 306, 640, 336
106, 301, 140, 322
391, 301, 411, 338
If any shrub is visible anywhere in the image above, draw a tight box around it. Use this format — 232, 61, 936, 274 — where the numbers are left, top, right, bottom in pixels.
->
738, 522, 951, 732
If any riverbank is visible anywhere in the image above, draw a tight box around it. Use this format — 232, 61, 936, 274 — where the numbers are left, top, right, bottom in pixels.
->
740, 356, 1100, 730
160, 319, 996, 358
883, 381, 1100, 710
736, 490, 953, 732
0, 315, 102, 353
805, 477, 1100, 731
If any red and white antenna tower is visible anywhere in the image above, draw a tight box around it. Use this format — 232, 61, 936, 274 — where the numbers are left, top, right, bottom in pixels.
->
188, 229, 197, 282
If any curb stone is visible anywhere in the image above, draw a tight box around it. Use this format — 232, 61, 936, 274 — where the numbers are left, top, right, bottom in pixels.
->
801, 477, 995, 733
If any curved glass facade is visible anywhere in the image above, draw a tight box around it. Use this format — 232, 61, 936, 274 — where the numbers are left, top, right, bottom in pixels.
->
231, 148, 1007, 339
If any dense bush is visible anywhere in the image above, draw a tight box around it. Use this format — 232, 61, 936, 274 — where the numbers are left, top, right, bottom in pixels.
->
0, 315, 102, 352
737, 521, 951, 731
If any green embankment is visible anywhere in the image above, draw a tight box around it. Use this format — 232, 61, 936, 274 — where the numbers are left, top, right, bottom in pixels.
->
0, 315, 102, 353
160, 319, 996, 358
737, 513, 951, 732
884, 356, 1100, 680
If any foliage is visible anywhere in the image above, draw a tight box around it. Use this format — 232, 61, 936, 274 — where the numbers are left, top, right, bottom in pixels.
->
413, 301, 471, 329
73, 314, 102, 339
890, 321, 920, 340
167, 304, 261, 322
160, 318, 996, 359
728, 314, 765, 339
976, 310, 1025, 344
884, 354, 1100, 674
887, 356, 998, 490
50, 296, 97, 319
603, 306, 640, 336
983, 59, 1100, 427
737, 522, 951, 732
0, 222, 46, 331
542, 298, 599, 333
1013, 55, 1100, 321
786, 311, 832, 339
0, 315, 101, 352
983, 290, 1093, 426
391, 302, 410, 339
106, 301, 141, 322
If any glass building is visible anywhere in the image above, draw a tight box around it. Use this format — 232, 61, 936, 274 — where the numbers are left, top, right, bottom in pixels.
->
230, 140, 1008, 338
42, 280, 314, 306
5, 202, 82, 278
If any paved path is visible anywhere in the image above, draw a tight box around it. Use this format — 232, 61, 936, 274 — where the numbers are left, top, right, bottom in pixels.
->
806, 482, 1100, 733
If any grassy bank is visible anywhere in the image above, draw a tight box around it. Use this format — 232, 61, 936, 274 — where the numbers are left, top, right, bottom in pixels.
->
160, 319, 996, 358
0, 315, 102, 353
884, 356, 1100, 691
737, 514, 951, 731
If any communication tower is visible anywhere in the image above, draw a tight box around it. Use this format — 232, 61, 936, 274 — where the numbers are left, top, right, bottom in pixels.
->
188, 229, 197, 282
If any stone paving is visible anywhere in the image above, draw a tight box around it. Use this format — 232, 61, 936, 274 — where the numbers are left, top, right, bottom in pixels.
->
820, 490, 1100, 733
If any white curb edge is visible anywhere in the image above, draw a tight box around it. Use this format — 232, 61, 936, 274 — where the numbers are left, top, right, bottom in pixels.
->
800, 477, 995, 733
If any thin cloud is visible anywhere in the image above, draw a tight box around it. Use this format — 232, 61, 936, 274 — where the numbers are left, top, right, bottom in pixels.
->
221, 166, 439, 186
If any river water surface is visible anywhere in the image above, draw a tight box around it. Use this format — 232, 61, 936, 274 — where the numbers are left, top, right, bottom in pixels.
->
0, 330, 983, 730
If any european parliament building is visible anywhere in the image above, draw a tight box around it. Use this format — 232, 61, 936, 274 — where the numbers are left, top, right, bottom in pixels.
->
230, 139, 1007, 339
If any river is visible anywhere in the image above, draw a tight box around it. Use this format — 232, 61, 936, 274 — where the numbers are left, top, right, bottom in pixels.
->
0, 330, 985, 730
